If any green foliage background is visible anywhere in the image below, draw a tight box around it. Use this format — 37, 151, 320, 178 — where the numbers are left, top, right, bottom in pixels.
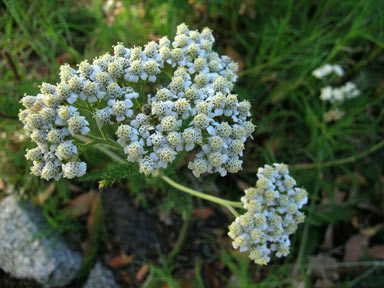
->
0, 0, 383, 287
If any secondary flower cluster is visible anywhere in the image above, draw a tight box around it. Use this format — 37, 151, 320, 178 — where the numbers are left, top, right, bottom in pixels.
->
312, 64, 344, 79
19, 86, 88, 180
19, 23, 255, 180
320, 82, 360, 103
312, 64, 360, 122
228, 163, 308, 265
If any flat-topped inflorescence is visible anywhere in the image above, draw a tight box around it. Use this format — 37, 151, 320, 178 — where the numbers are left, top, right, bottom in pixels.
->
228, 163, 308, 265
311, 63, 360, 122
312, 64, 344, 79
319, 82, 360, 103
19, 23, 255, 181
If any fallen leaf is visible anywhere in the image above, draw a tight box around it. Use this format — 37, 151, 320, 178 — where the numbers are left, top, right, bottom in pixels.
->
35, 183, 55, 204
65, 191, 96, 217
136, 264, 149, 282
369, 245, 384, 259
193, 207, 214, 219
108, 253, 136, 268
87, 191, 101, 234
320, 224, 334, 250
344, 234, 369, 262
0, 178, 5, 190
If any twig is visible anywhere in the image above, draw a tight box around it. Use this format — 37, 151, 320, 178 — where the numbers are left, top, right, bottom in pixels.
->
0, 49, 21, 81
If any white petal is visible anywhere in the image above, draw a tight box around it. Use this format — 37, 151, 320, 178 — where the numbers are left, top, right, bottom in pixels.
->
207, 126, 216, 135
185, 143, 194, 151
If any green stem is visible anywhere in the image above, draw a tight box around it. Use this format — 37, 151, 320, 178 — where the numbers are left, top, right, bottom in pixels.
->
225, 204, 240, 217
160, 175, 243, 210
85, 134, 122, 150
98, 125, 107, 140
78, 139, 96, 152
75, 135, 242, 216
73, 103, 92, 113
167, 218, 189, 262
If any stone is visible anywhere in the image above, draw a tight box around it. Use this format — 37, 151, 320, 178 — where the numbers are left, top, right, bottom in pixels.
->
0, 195, 82, 287
83, 261, 120, 288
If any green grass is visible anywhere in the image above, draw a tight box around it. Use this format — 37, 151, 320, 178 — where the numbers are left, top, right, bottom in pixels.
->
1, 0, 383, 287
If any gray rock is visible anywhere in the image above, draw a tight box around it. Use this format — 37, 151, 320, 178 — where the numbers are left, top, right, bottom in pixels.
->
0, 195, 82, 287
83, 261, 119, 288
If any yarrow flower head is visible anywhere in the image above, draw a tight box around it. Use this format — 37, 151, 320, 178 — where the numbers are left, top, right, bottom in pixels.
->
312, 64, 360, 122
19, 23, 255, 180
227, 163, 308, 265
312, 64, 344, 79
319, 82, 360, 103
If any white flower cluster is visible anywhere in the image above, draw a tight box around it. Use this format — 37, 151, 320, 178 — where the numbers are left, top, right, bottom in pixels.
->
312, 64, 360, 122
228, 163, 308, 265
19, 23, 255, 180
19, 85, 89, 180
312, 64, 344, 79
320, 82, 360, 103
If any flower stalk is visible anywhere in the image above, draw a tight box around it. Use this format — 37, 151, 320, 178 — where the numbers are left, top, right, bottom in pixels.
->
77, 136, 242, 216
160, 174, 242, 216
